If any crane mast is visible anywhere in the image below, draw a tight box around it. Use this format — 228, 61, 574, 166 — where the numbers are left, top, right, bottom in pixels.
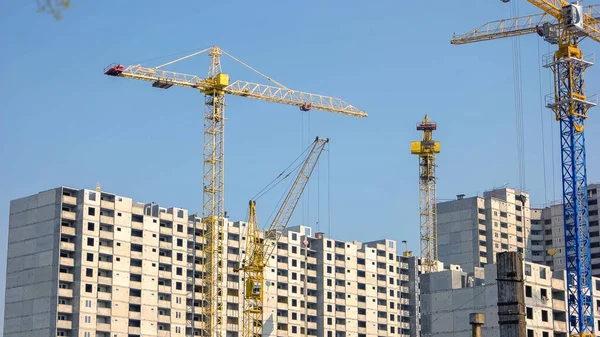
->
203, 46, 227, 337
239, 137, 329, 337
451, 1, 599, 335
411, 115, 440, 274
104, 46, 365, 337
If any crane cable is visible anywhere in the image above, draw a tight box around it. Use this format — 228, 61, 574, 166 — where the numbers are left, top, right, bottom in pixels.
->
537, 36, 549, 204
511, 0, 527, 192
251, 142, 314, 201
548, 42, 557, 203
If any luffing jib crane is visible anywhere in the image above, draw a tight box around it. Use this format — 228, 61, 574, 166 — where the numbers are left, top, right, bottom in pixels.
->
104, 46, 366, 337
237, 137, 328, 337
410, 115, 440, 274
452, 1, 599, 335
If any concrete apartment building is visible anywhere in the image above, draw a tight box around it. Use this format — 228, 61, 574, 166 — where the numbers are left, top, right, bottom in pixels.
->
538, 183, 600, 274
436, 184, 600, 275
436, 187, 532, 274
420, 260, 600, 337
4, 186, 412, 337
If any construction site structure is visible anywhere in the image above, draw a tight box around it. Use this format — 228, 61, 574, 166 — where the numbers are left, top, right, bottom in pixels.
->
238, 137, 328, 337
411, 115, 440, 274
104, 46, 366, 337
451, 1, 600, 335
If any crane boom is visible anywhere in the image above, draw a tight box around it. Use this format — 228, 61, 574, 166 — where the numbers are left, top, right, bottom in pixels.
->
263, 137, 329, 256
451, 4, 600, 45
105, 64, 366, 117
452, 1, 599, 335
239, 137, 328, 337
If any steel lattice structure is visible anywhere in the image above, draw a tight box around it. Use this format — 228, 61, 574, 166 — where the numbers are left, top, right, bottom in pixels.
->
239, 137, 328, 337
104, 46, 365, 337
451, 1, 599, 335
411, 115, 440, 274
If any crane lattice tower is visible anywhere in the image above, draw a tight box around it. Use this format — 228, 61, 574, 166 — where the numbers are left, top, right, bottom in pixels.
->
411, 115, 440, 274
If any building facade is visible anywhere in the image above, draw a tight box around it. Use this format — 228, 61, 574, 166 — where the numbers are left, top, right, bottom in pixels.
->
420, 261, 600, 337
4, 186, 412, 337
539, 183, 599, 274
436, 187, 532, 274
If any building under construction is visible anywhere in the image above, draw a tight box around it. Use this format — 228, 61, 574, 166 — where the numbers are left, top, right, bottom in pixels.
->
4, 186, 413, 337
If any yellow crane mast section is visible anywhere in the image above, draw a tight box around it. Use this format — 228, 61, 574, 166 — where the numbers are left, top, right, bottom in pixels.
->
239, 137, 329, 337
411, 115, 440, 274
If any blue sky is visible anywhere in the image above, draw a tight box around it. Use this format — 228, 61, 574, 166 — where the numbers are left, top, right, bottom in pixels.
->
1, 0, 600, 332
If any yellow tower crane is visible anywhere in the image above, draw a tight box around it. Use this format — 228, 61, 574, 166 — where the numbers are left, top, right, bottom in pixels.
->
237, 137, 328, 337
104, 46, 366, 337
451, 1, 600, 335
410, 115, 440, 274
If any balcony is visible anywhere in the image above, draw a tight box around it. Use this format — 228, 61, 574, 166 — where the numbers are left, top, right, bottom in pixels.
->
552, 278, 565, 290
59, 273, 73, 282
158, 300, 171, 308
100, 215, 114, 225
99, 261, 113, 270
553, 320, 567, 332
100, 246, 113, 255
58, 288, 73, 297
100, 200, 115, 209
61, 226, 75, 236
160, 227, 173, 235
157, 330, 171, 337
553, 299, 566, 311
129, 296, 141, 304
131, 221, 143, 230
62, 195, 77, 205
100, 231, 113, 240
130, 281, 142, 289
129, 311, 141, 320
57, 320, 72, 329
131, 251, 143, 259
159, 271, 172, 279
60, 242, 75, 251
98, 276, 112, 285
97, 322, 111, 331
60, 257, 74, 267
98, 292, 111, 301
130, 266, 142, 274
62, 210, 76, 221
129, 327, 141, 335
158, 314, 170, 323
159, 285, 171, 293
57, 304, 72, 313
98, 307, 111, 316
159, 256, 172, 265
530, 233, 544, 241
160, 241, 172, 250
531, 244, 544, 251
131, 236, 143, 245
